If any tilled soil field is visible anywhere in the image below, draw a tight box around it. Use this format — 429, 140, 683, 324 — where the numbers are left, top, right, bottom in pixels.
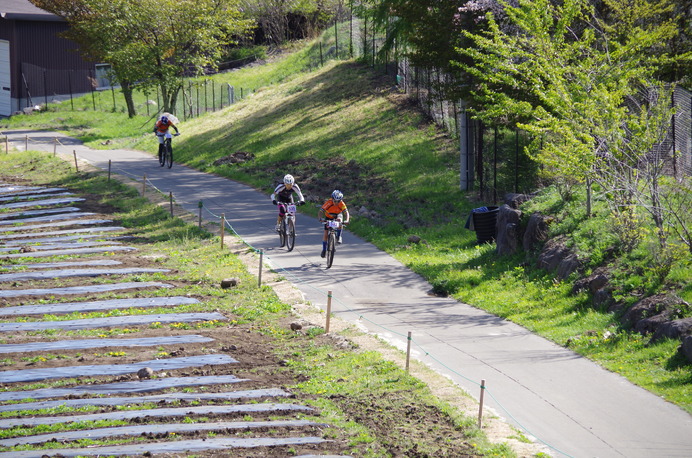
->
0, 179, 353, 457
0, 173, 493, 457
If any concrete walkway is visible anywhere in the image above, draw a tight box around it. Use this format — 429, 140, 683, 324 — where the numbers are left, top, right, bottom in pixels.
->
6, 129, 692, 457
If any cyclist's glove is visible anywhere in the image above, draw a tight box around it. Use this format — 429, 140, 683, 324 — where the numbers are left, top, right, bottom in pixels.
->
272, 200, 277, 205
298, 201, 305, 206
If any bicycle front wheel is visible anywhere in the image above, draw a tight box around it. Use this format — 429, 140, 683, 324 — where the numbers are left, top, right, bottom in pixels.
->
165, 141, 173, 169
326, 232, 336, 268
278, 219, 286, 247
158, 144, 165, 167
286, 218, 296, 252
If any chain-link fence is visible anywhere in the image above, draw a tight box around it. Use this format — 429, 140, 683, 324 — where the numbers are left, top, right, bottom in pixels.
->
672, 86, 692, 178
395, 55, 692, 200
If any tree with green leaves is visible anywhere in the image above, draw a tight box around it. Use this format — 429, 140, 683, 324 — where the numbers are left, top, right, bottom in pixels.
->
32, 0, 253, 117
240, 0, 342, 44
366, 0, 475, 101
454, 0, 688, 255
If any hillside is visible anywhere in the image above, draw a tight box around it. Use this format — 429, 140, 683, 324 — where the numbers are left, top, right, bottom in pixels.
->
2, 42, 690, 415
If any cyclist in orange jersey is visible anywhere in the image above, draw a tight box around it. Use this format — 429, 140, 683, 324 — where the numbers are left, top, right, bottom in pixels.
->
318, 190, 350, 258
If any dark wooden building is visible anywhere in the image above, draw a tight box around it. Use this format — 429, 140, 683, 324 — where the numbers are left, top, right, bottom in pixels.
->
0, 0, 103, 116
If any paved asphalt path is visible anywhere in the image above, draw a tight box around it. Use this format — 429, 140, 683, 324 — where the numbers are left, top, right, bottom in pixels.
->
7, 130, 692, 457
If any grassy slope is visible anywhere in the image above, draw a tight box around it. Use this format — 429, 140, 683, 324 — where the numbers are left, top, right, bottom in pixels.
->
2, 42, 690, 414
0, 152, 508, 457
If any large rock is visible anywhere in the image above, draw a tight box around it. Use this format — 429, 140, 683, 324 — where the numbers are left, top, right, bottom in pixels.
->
504, 193, 535, 209
523, 213, 552, 253
634, 312, 674, 336
680, 336, 692, 363
651, 317, 692, 342
592, 288, 614, 310
572, 268, 609, 295
621, 294, 683, 329
537, 237, 581, 279
496, 204, 522, 256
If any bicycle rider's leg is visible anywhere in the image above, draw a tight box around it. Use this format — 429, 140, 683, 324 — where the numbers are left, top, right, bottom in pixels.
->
276, 203, 286, 231
165, 131, 173, 152
336, 214, 344, 243
156, 134, 164, 159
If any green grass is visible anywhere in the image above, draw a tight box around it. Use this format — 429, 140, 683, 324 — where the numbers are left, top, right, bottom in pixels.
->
1, 27, 689, 419
0, 152, 510, 456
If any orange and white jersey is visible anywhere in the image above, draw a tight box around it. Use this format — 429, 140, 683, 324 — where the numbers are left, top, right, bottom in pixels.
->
321, 199, 347, 220
155, 119, 173, 134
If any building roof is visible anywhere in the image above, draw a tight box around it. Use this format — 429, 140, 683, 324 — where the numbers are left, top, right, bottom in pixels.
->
0, 0, 62, 22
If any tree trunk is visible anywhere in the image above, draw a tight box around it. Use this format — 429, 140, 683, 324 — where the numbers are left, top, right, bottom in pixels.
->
650, 176, 667, 250
164, 84, 182, 116
476, 121, 485, 200
121, 81, 136, 118
586, 176, 592, 218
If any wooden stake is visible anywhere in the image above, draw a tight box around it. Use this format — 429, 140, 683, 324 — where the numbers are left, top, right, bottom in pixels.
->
25, 135, 28, 151
142, 174, 146, 196
478, 379, 486, 428
73, 150, 78, 172
405, 331, 412, 372
198, 201, 203, 228
53, 138, 57, 156
169, 192, 173, 216
258, 250, 263, 287
220, 213, 225, 249
5, 136, 7, 154
325, 291, 332, 333
108, 160, 111, 181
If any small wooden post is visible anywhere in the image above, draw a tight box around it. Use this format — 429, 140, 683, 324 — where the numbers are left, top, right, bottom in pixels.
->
220, 213, 225, 249
325, 291, 333, 333
5, 136, 8, 154
478, 379, 486, 428
198, 201, 203, 228
258, 250, 263, 287
108, 160, 111, 181
405, 331, 412, 372
169, 192, 173, 216
53, 138, 57, 156
25, 135, 28, 151
142, 174, 146, 196
73, 150, 78, 172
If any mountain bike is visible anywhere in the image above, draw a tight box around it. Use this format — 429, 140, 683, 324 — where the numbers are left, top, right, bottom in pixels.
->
323, 219, 345, 268
158, 133, 179, 169
277, 202, 297, 251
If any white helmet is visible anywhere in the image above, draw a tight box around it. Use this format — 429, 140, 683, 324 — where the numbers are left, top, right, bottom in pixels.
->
331, 190, 343, 202
283, 174, 295, 185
